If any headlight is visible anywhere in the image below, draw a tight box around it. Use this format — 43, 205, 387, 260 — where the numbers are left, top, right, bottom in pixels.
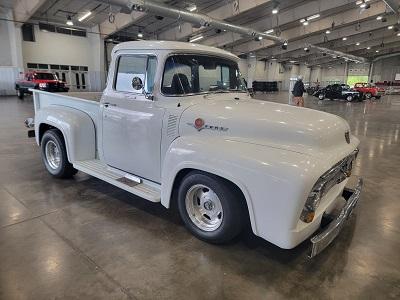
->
300, 180, 326, 223
39, 83, 47, 88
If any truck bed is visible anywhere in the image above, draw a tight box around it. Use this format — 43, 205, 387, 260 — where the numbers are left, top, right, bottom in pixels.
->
31, 90, 102, 126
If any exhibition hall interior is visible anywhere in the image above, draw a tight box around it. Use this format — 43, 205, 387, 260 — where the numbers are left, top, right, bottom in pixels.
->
0, 0, 399, 299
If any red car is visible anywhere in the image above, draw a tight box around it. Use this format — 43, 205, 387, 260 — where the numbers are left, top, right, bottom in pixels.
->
15, 71, 69, 99
353, 83, 384, 99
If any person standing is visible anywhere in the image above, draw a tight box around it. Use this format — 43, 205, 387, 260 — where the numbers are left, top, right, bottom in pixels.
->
292, 75, 306, 107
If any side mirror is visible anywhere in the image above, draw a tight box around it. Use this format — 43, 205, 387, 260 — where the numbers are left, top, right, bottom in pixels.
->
131, 77, 143, 90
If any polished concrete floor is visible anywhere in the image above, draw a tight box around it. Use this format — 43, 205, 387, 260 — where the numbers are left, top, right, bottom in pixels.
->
0, 93, 399, 299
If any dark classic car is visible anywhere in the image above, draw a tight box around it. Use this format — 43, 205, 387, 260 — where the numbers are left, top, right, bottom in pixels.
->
314, 84, 361, 102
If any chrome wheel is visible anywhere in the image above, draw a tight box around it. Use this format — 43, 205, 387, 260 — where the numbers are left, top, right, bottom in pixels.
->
346, 95, 353, 102
318, 94, 324, 100
185, 184, 223, 231
45, 140, 61, 170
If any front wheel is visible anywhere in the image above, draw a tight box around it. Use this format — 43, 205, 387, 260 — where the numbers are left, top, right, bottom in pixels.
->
41, 129, 77, 178
17, 88, 24, 99
365, 92, 372, 99
318, 94, 325, 100
177, 172, 244, 243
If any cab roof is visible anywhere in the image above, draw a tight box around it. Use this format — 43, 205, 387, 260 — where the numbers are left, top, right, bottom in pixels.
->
112, 40, 238, 61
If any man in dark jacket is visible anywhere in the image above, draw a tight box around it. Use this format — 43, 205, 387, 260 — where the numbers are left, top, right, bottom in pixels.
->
292, 75, 306, 107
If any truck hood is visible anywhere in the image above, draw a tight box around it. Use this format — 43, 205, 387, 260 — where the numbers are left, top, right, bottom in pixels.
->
179, 98, 354, 157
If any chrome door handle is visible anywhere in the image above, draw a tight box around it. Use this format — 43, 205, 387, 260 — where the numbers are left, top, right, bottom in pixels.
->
104, 102, 117, 107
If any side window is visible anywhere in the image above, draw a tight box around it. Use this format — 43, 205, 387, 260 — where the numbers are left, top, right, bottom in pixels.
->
115, 55, 147, 93
145, 56, 157, 93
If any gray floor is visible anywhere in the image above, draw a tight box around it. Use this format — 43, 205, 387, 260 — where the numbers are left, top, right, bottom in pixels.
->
0, 92, 399, 299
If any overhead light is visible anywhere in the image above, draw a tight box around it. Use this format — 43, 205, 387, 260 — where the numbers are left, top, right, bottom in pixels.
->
304, 47, 309, 51
376, 50, 379, 53
325, 30, 331, 34
137, 32, 143, 38
388, 25, 393, 30
367, 46, 371, 49
189, 35, 204, 43
303, 21, 309, 26
308, 14, 320, 20
376, 16, 382, 20
78, 11, 92, 22
290, 60, 296, 63
256, 36, 263, 41
356, 42, 360, 46
272, 5, 279, 14
264, 29, 274, 34
300, 19, 306, 23
186, 4, 197, 12
342, 37, 347, 41
397, 32, 400, 36
66, 16, 73, 26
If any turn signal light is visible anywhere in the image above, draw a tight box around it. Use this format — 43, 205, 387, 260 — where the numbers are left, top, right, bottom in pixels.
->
302, 211, 315, 223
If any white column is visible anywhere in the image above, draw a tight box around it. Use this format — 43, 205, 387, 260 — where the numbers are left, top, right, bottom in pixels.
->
7, 11, 24, 71
88, 25, 106, 92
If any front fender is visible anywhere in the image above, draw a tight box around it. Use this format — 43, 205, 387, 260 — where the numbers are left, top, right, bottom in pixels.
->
161, 136, 323, 244
35, 106, 96, 162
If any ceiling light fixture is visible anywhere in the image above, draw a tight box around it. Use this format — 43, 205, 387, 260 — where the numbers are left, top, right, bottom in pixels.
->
325, 30, 331, 34
66, 16, 73, 26
388, 25, 393, 30
137, 32, 143, 38
356, 42, 360, 45
367, 46, 371, 49
376, 16, 382, 20
186, 4, 197, 12
78, 11, 92, 22
376, 50, 379, 53
300, 19, 305, 23
272, 8, 279, 14
264, 29, 274, 34
303, 21, 309, 26
342, 37, 347, 40
189, 35, 204, 43
397, 32, 400, 36
308, 14, 320, 20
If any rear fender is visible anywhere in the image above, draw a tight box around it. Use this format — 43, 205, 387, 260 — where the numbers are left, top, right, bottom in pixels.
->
36, 106, 96, 162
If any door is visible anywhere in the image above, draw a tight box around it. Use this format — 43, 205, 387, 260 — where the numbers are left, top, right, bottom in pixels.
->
102, 54, 164, 182
332, 85, 342, 99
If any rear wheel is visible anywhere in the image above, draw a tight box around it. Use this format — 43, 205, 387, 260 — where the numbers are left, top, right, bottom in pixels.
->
346, 95, 353, 102
365, 92, 372, 99
41, 129, 77, 178
177, 171, 244, 243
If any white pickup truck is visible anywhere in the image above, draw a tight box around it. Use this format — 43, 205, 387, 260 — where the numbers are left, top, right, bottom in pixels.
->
27, 41, 362, 257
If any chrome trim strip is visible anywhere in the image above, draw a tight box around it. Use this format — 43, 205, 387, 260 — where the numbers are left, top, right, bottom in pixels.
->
308, 178, 363, 258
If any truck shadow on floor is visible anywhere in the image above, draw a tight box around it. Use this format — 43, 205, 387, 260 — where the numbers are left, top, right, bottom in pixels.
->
82, 175, 357, 273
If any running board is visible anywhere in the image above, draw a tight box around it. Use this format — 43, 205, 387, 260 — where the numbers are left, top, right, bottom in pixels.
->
73, 160, 161, 202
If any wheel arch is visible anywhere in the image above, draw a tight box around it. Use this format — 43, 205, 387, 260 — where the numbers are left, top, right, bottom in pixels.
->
35, 106, 96, 163
162, 163, 257, 235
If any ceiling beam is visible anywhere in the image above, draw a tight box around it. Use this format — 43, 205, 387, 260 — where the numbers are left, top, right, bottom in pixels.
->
226, 1, 388, 55
157, 0, 275, 41
201, 0, 368, 49
12, 0, 47, 26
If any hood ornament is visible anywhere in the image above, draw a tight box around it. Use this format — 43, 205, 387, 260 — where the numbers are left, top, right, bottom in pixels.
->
187, 118, 229, 132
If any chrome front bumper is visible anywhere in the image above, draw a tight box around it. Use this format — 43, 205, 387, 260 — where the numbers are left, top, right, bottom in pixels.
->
309, 178, 363, 258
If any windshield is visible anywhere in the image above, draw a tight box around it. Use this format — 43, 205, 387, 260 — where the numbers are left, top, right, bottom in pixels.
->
34, 73, 57, 80
162, 55, 246, 95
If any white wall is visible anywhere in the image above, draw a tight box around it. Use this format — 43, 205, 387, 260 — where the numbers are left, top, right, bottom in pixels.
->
320, 64, 347, 84
22, 26, 94, 70
371, 55, 400, 83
